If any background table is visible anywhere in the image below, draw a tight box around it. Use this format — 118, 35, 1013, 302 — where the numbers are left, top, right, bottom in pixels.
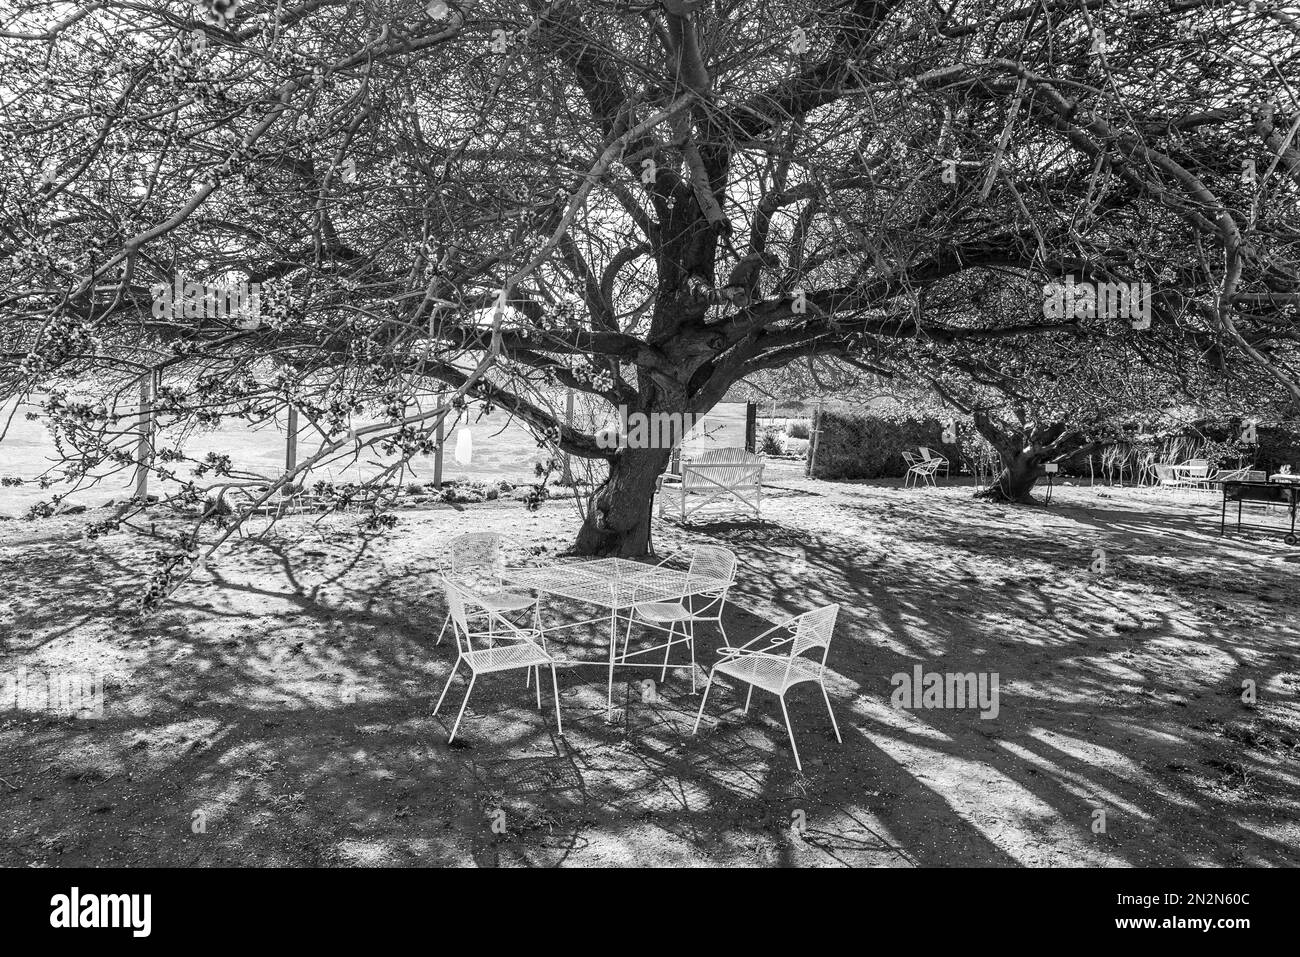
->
503, 558, 726, 720
1220, 480, 1300, 544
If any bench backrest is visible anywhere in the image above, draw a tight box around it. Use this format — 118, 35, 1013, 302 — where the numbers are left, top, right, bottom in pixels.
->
683, 448, 764, 490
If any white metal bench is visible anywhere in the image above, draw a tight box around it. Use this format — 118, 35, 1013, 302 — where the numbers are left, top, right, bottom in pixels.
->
656, 447, 765, 523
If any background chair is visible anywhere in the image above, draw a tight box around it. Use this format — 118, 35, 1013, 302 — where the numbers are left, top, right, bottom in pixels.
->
918, 446, 950, 478
903, 452, 941, 488
692, 604, 841, 771
1183, 458, 1212, 491
434, 578, 563, 743
1153, 463, 1194, 493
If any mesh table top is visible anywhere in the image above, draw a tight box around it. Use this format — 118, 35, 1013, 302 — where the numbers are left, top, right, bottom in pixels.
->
502, 558, 720, 610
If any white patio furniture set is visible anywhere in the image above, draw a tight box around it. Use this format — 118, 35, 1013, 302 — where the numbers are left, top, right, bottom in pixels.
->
431, 531, 841, 770
1152, 460, 1265, 493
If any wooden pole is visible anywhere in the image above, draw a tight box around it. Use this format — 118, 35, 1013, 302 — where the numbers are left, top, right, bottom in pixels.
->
284, 406, 298, 491
134, 371, 154, 502
806, 399, 824, 478
561, 388, 574, 484
433, 392, 445, 488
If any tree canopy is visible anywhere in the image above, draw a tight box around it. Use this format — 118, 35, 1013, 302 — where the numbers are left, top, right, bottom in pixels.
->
3, 0, 1299, 581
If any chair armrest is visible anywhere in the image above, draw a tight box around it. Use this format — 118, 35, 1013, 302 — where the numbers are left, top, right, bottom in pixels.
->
715, 647, 793, 663
727, 617, 799, 652
479, 608, 542, 643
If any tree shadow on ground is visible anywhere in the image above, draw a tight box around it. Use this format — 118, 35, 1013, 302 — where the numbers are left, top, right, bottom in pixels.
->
0, 486, 1297, 867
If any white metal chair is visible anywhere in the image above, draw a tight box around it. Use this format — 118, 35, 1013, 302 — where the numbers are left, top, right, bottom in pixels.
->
435, 531, 538, 646
1182, 458, 1212, 491
618, 545, 738, 689
903, 451, 941, 488
434, 577, 563, 743
692, 604, 841, 772
1152, 463, 1194, 493
918, 446, 950, 478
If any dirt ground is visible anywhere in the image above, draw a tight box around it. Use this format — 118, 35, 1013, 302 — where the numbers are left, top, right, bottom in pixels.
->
0, 467, 1297, 867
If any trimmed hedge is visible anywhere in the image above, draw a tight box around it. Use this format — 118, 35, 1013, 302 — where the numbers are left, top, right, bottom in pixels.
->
1252, 426, 1300, 474
810, 412, 961, 480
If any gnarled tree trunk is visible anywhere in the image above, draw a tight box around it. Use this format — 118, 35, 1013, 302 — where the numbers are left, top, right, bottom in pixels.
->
973, 410, 1088, 504
978, 448, 1048, 503
573, 444, 674, 556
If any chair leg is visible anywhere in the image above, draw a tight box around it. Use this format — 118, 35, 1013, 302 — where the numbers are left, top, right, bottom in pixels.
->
448, 673, 477, 743
687, 618, 696, 693
779, 694, 802, 771
534, 666, 542, 709
820, 682, 841, 742
692, 673, 716, 734
717, 615, 730, 649
436, 611, 450, 646
620, 610, 635, 662
550, 664, 563, 737
434, 656, 462, 715
660, 619, 676, 683
743, 684, 754, 714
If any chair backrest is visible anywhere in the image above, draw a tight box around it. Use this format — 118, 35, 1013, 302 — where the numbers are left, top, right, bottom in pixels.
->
778, 604, 840, 685
1185, 459, 1209, 478
902, 451, 919, 466
687, 544, 737, 591
694, 447, 757, 465
790, 604, 839, 657
1154, 463, 1175, 481
919, 447, 937, 461
447, 531, 502, 578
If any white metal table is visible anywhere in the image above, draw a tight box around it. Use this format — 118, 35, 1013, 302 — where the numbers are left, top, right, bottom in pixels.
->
501, 557, 722, 721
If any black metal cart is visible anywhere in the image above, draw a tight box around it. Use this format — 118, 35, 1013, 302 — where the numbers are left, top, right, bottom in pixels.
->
1220, 480, 1300, 545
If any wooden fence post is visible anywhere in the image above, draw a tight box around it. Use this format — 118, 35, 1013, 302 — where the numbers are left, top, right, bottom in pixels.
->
284, 405, 299, 490
133, 371, 154, 502
561, 388, 574, 484
806, 399, 824, 478
433, 392, 445, 488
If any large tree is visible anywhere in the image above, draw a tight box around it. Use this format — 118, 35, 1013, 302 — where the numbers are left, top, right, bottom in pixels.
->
3, 0, 1299, 571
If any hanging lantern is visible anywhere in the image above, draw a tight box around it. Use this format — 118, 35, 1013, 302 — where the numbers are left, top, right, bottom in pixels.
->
454, 425, 473, 464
